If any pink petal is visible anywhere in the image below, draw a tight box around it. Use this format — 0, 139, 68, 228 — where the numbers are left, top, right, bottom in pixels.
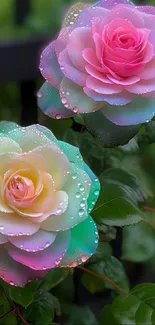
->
138, 58, 155, 79
74, 6, 109, 29
84, 87, 135, 105
9, 229, 56, 252
67, 27, 94, 71
0, 233, 8, 244
31, 144, 71, 190
86, 76, 122, 94
85, 65, 112, 84
0, 247, 47, 287
58, 49, 87, 87
137, 8, 155, 29
6, 230, 71, 270
83, 48, 104, 72
55, 27, 71, 57
107, 75, 140, 85
60, 77, 103, 113
126, 77, 155, 94
143, 42, 154, 64
93, 32, 102, 62
39, 41, 63, 89
102, 5, 144, 28
95, 0, 134, 9
0, 212, 40, 236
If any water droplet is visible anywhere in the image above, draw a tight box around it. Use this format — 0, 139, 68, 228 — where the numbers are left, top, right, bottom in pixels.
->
71, 262, 78, 267
0, 226, 4, 231
95, 239, 98, 244
73, 107, 79, 113
66, 91, 70, 96
94, 189, 99, 196
55, 114, 62, 120
76, 192, 81, 199
9, 281, 15, 286
61, 98, 67, 105
56, 207, 63, 215
80, 186, 84, 192
37, 91, 42, 98
45, 241, 50, 248
78, 209, 85, 216
80, 201, 85, 208
55, 260, 60, 266
72, 174, 77, 180
81, 255, 89, 263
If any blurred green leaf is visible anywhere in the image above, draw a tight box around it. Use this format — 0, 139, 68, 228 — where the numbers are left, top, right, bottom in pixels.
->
84, 111, 140, 148
9, 284, 35, 308
40, 268, 70, 291
97, 224, 117, 242
52, 274, 74, 303
100, 283, 155, 325
82, 256, 129, 295
0, 288, 17, 325
92, 183, 143, 226
122, 222, 155, 263
62, 304, 98, 325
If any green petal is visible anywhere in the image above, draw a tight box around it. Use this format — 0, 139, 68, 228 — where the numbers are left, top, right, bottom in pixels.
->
84, 163, 100, 213
0, 121, 20, 136
41, 163, 91, 231
59, 141, 84, 169
60, 216, 99, 267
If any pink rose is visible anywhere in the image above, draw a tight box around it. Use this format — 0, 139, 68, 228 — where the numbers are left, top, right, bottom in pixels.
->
38, 0, 155, 125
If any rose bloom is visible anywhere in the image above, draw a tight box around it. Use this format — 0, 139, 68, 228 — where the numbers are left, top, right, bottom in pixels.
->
38, 0, 155, 126
0, 122, 99, 287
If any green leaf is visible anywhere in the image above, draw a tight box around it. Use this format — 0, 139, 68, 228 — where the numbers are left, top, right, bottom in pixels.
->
0, 288, 17, 325
89, 242, 113, 264
84, 111, 140, 148
97, 224, 117, 242
83, 256, 129, 294
100, 168, 143, 201
24, 290, 60, 325
40, 268, 69, 291
122, 222, 155, 262
73, 114, 84, 125
100, 283, 155, 325
81, 272, 105, 295
92, 183, 143, 226
62, 304, 98, 325
9, 282, 36, 308
52, 274, 74, 303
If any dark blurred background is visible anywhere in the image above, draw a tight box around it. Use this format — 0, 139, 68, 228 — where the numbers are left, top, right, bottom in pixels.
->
0, 0, 96, 132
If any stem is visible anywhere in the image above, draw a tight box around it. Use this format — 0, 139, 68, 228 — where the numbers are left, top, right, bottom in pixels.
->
78, 266, 128, 295
0, 308, 16, 319
16, 308, 29, 325
143, 206, 155, 212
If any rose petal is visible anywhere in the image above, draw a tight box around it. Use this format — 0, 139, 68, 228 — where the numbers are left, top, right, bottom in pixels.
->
95, 0, 134, 9
7, 125, 59, 152
0, 233, 8, 244
31, 144, 71, 190
86, 76, 122, 94
84, 163, 100, 213
60, 77, 103, 113
55, 27, 71, 57
74, 6, 109, 29
62, 3, 89, 28
37, 82, 75, 119
138, 58, 155, 80
0, 246, 48, 287
101, 97, 155, 125
58, 49, 87, 87
126, 77, 155, 94
85, 65, 112, 84
6, 230, 71, 270
33, 190, 68, 223
0, 137, 22, 155
60, 216, 98, 267
9, 229, 56, 252
67, 27, 94, 71
0, 212, 40, 236
102, 5, 144, 28
39, 41, 63, 89
59, 141, 84, 169
41, 164, 91, 231
84, 87, 135, 105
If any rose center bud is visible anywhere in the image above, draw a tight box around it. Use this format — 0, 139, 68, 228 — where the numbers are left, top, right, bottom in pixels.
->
9, 175, 35, 200
5, 174, 36, 208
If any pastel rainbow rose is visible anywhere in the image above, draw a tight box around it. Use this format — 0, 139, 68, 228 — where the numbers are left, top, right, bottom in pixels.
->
0, 122, 99, 287
38, 0, 155, 126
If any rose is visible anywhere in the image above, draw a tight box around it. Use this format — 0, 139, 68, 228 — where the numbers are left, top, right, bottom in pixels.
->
38, 0, 155, 126
0, 122, 99, 287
